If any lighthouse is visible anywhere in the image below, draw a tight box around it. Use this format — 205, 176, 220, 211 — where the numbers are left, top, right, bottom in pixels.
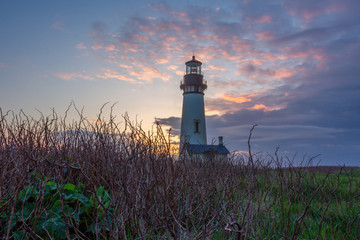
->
180, 56, 207, 146
179, 56, 230, 160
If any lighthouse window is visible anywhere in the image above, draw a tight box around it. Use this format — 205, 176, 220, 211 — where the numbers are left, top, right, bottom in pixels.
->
194, 120, 200, 133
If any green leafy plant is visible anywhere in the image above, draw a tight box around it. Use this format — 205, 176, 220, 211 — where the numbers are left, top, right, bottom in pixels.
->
1, 179, 112, 239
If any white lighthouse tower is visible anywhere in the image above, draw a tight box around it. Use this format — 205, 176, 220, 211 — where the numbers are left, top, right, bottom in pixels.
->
180, 56, 208, 147
179, 56, 230, 160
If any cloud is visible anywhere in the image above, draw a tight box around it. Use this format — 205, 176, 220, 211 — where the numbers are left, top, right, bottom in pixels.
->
284, 0, 347, 20
76, 43, 87, 50
206, 65, 227, 72
237, 64, 294, 80
256, 31, 276, 40
51, 20, 67, 32
79, 0, 360, 165
96, 68, 136, 83
274, 27, 335, 43
123, 64, 171, 82
222, 93, 255, 104
248, 104, 284, 112
247, 15, 273, 23
55, 72, 94, 81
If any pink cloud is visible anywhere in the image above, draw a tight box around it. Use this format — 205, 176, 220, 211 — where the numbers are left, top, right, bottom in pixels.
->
119, 63, 133, 70
260, 53, 288, 61
55, 72, 94, 81
281, 45, 329, 66
240, 59, 263, 66
206, 65, 226, 72
105, 44, 116, 51
139, 25, 156, 36
247, 15, 272, 23
288, 1, 347, 20
273, 70, 294, 78
175, 71, 183, 76
96, 68, 136, 83
91, 42, 103, 51
129, 65, 170, 82
120, 42, 140, 53
156, 58, 169, 64
165, 36, 178, 42
167, 65, 178, 71
256, 32, 276, 40
76, 43, 87, 50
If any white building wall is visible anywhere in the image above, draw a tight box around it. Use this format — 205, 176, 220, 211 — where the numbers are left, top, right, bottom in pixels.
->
180, 93, 207, 145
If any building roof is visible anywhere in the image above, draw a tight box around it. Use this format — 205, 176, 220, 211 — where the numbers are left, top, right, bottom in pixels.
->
185, 144, 230, 155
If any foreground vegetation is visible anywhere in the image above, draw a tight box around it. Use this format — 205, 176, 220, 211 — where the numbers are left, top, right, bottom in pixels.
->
0, 105, 359, 239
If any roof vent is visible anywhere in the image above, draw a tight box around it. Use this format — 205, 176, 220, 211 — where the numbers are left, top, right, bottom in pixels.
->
218, 136, 223, 146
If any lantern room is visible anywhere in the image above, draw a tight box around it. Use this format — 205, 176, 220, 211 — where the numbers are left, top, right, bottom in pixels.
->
180, 56, 207, 94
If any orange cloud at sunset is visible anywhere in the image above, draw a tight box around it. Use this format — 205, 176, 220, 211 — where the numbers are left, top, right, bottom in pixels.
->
156, 58, 169, 64
97, 68, 136, 83
105, 44, 116, 51
119, 63, 133, 70
129, 65, 170, 82
261, 53, 288, 61
274, 70, 294, 78
167, 65, 178, 71
207, 65, 226, 72
222, 93, 256, 104
249, 104, 284, 112
55, 72, 94, 81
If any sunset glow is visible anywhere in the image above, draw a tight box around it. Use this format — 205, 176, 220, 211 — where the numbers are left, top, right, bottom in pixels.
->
1, 0, 359, 165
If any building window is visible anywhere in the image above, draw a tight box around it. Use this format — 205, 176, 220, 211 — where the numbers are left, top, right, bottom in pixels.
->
194, 120, 200, 133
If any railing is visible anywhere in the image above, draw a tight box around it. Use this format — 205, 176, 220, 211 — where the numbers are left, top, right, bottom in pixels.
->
180, 79, 207, 86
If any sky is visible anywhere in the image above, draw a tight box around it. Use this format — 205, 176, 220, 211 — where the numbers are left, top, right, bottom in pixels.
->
1, 0, 359, 166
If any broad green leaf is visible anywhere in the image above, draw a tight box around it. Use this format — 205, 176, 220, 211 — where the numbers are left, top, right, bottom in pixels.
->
63, 183, 76, 191
46, 181, 57, 191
